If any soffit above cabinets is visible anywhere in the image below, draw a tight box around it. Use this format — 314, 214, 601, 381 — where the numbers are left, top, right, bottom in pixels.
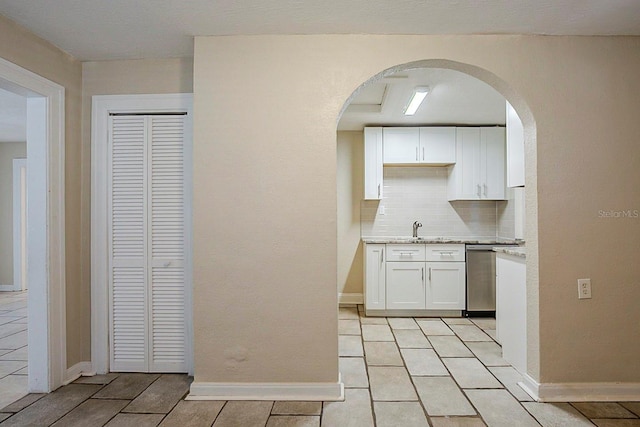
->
338, 68, 506, 131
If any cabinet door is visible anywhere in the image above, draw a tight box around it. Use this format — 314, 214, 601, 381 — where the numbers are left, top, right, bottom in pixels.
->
452, 128, 482, 200
481, 127, 506, 200
386, 262, 425, 310
383, 128, 420, 164
425, 262, 465, 310
420, 127, 456, 164
365, 244, 386, 310
506, 102, 525, 188
364, 127, 383, 200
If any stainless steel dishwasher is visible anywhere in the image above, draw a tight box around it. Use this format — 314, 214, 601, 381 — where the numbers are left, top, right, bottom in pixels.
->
465, 244, 505, 317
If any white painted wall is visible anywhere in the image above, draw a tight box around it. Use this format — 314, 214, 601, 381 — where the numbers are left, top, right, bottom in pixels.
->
0, 141, 26, 286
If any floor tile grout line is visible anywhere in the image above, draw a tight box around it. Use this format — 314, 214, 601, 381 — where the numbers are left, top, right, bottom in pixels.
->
358, 314, 378, 427
209, 400, 228, 427
415, 316, 487, 423
447, 318, 546, 426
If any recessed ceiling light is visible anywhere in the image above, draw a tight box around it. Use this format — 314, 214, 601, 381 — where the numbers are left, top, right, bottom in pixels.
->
404, 86, 430, 116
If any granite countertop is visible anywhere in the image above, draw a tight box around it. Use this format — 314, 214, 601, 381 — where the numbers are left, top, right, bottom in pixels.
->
362, 236, 523, 245
493, 246, 527, 259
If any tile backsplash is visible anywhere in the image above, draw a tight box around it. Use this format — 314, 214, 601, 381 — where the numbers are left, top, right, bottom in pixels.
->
361, 166, 500, 238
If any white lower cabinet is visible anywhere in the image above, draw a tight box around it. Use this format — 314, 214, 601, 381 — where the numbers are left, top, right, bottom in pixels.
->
364, 244, 386, 310
426, 262, 466, 310
365, 243, 466, 314
386, 262, 426, 309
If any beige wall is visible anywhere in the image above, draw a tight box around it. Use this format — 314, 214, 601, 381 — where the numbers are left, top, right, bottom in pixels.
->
0, 142, 26, 286
0, 14, 84, 367
80, 57, 194, 362
194, 34, 640, 386
337, 131, 364, 297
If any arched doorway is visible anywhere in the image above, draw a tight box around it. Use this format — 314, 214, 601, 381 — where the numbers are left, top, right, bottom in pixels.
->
336, 59, 538, 383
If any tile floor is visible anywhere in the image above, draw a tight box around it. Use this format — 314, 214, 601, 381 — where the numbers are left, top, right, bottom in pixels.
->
0, 302, 639, 426
0, 291, 28, 410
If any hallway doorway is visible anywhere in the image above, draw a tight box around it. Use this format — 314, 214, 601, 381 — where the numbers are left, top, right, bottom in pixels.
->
0, 56, 66, 393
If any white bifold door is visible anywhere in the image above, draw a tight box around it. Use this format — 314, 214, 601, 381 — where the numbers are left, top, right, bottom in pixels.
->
108, 114, 188, 373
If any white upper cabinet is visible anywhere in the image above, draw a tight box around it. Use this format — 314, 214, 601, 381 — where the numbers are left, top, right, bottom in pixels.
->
448, 127, 506, 201
383, 127, 456, 165
419, 127, 456, 164
383, 127, 420, 164
482, 127, 506, 200
506, 101, 525, 187
364, 127, 383, 200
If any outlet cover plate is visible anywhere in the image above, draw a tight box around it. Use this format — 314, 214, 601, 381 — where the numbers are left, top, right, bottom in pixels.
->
578, 278, 592, 299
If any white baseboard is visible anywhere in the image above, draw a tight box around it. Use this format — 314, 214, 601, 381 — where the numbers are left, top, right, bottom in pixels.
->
338, 293, 363, 305
63, 361, 93, 385
522, 374, 640, 402
187, 379, 344, 401
520, 374, 540, 401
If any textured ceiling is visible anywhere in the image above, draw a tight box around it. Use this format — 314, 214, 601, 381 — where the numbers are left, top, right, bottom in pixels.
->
0, 0, 639, 60
338, 68, 506, 131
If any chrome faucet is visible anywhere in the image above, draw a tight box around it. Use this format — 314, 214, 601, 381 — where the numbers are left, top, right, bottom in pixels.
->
412, 221, 422, 238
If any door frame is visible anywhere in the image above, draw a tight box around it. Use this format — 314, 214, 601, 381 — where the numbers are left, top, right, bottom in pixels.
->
0, 56, 66, 392
91, 93, 194, 374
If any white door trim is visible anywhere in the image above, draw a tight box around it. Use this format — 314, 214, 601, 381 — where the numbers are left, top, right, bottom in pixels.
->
13, 158, 27, 292
0, 56, 66, 393
91, 94, 194, 375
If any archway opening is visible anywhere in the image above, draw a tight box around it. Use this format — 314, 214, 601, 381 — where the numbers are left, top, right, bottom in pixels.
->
336, 59, 538, 382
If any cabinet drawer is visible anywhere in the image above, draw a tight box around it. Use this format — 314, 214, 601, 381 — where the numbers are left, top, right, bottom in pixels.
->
385, 244, 426, 262
425, 244, 465, 262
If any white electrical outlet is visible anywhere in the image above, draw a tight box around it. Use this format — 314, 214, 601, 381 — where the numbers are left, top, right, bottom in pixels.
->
379, 205, 385, 215
578, 279, 592, 299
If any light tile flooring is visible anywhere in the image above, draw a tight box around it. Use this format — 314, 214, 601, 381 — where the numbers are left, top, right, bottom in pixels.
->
0, 301, 639, 426
0, 291, 28, 410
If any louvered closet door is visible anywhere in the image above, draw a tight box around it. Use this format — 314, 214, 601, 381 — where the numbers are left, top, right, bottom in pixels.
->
148, 116, 186, 372
108, 114, 187, 373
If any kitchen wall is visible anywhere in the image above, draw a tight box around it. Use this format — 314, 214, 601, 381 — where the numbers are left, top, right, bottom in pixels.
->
337, 131, 364, 298
194, 34, 640, 390
362, 166, 499, 238
0, 141, 26, 286
339, 128, 516, 300
0, 14, 84, 367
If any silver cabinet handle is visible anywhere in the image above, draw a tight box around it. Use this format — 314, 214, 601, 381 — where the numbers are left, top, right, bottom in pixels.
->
476, 184, 481, 197
377, 184, 381, 198
415, 147, 418, 161
422, 267, 424, 283
429, 267, 432, 281
380, 249, 383, 265
422, 147, 425, 161
483, 183, 487, 197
